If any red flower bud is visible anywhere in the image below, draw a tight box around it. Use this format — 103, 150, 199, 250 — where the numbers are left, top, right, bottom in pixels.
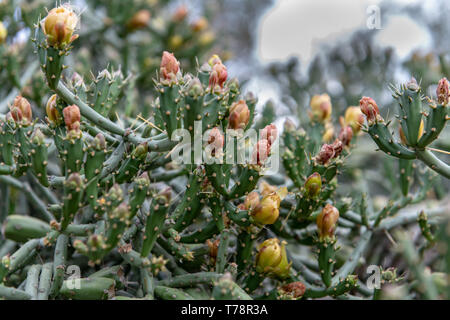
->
359, 96, 381, 124
261, 123, 278, 146
252, 139, 271, 166
63, 105, 81, 131
332, 139, 343, 157
228, 100, 250, 130
315, 144, 335, 165
160, 51, 180, 82
436, 77, 449, 105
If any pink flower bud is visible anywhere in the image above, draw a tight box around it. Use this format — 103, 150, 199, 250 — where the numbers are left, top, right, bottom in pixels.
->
63, 105, 81, 131
315, 144, 335, 165
160, 51, 180, 82
436, 77, 449, 105
228, 100, 250, 130
332, 139, 343, 157
338, 126, 353, 147
261, 123, 278, 146
252, 139, 271, 166
10, 95, 32, 125
316, 204, 339, 241
207, 127, 224, 157
359, 96, 380, 124
209, 62, 227, 89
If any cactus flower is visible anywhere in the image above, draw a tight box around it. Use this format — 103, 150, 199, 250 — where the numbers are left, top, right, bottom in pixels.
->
251, 139, 271, 166
316, 204, 339, 241
359, 96, 382, 124
46, 94, 62, 125
436, 77, 449, 105
0, 21, 7, 44
127, 9, 151, 31
251, 193, 280, 225
310, 94, 332, 122
209, 62, 227, 89
228, 100, 250, 130
63, 105, 81, 131
261, 123, 278, 146
10, 95, 32, 125
42, 5, 79, 48
344, 106, 364, 133
256, 238, 290, 278
305, 172, 322, 198
160, 51, 180, 83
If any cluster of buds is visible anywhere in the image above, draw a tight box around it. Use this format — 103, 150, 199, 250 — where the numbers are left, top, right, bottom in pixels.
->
208, 55, 228, 91
316, 204, 339, 241
63, 105, 81, 132
315, 139, 343, 165
256, 238, 291, 279
310, 93, 332, 123
41, 5, 79, 48
159, 51, 180, 84
9, 95, 32, 126
359, 96, 383, 125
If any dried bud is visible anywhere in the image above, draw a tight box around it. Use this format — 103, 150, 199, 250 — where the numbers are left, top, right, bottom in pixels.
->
244, 191, 260, 210
206, 239, 220, 262
160, 51, 180, 83
436, 77, 449, 105
31, 128, 45, 145
42, 5, 78, 48
10, 95, 32, 125
322, 122, 334, 142
344, 106, 365, 133
331, 139, 343, 157
228, 100, 250, 130
256, 238, 290, 278
209, 62, 227, 89
261, 124, 278, 146
63, 105, 81, 131
46, 94, 61, 124
310, 94, 332, 122
207, 127, 224, 157
127, 10, 151, 31
316, 204, 339, 241
359, 96, 381, 124
191, 17, 208, 32
172, 5, 188, 22
0, 21, 7, 44
338, 126, 353, 147
279, 282, 306, 299
304, 172, 322, 198
315, 144, 335, 165
252, 139, 271, 166
251, 193, 280, 225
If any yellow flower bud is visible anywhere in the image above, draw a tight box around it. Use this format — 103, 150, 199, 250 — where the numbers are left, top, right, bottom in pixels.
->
316, 204, 339, 241
42, 5, 79, 48
310, 94, 332, 122
344, 106, 364, 133
322, 122, 334, 142
256, 238, 291, 279
251, 193, 280, 225
0, 22, 7, 44
272, 240, 291, 279
46, 94, 62, 125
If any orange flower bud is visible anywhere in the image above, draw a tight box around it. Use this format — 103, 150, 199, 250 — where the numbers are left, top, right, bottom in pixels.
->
316, 204, 339, 241
261, 123, 277, 146
228, 100, 250, 130
46, 94, 62, 125
209, 62, 227, 89
252, 139, 271, 166
10, 95, 32, 125
160, 51, 180, 82
359, 96, 382, 124
344, 106, 364, 133
310, 94, 332, 122
63, 105, 81, 131
42, 5, 78, 48
127, 9, 151, 31
436, 77, 449, 105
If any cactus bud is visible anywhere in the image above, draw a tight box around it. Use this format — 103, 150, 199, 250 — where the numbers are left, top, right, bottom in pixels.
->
207, 127, 224, 157
260, 123, 277, 146
315, 143, 335, 165
127, 10, 151, 31
228, 100, 250, 130
244, 191, 260, 210
359, 96, 382, 124
227, 77, 240, 93
191, 17, 208, 32
107, 184, 123, 203
344, 106, 364, 133
252, 139, 271, 166
251, 193, 280, 225
338, 126, 353, 147
10, 95, 32, 125
0, 22, 7, 44
206, 238, 220, 263
331, 139, 343, 157
256, 238, 283, 274
310, 94, 332, 122
132, 142, 148, 159
31, 128, 45, 145
157, 187, 172, 204
322, 122, 335, 142
160, 51, 180, 83
46, 94, 62, 125
279, 282, 306, 299
172, 5, 188, 22
41, 5, 79, 48
91, 133, 106, 150
65, 172, 84, 190
316, 204, 339, 241
208, 54, 222, 67
110, 202, 130, 221
304, 172, 322, 198
63, 105, 81, 131
436, 77, 449, 105
209, 62, 227, 89
186, 77, 204, 97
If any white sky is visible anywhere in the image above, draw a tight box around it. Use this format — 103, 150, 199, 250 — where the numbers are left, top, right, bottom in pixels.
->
257, 0, 431, 64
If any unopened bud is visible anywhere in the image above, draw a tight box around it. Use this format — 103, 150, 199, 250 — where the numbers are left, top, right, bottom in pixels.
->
65, 172, 84, 189
31, 128, 45, 145
228, 100, 250, 130
110, 202, 130, 221
252, 139, 271, 166
436, 77, 449, 105
260, 181, 277, 197
251, 193, 280, 225
207, 127, 224, 157
261, 123, 277, 146
209, 62, 227, 89
127, 10, 151, 31
359, 96, 381, 124
156, 187, 172, 204
46, 94, 62, 125
256, 238, 283, 274
310, 94, 332, 122
135, 172, 150, 187
338, 126, 353, 147
206, 239, 220, 262
344, 106, 364, 133
315, 144, 335, 165
10, 95, 32, 125
208, 54, 222, 67
107, 184, 123, 203
90, 133, 106, 150
304, 172, 322, 198
160, 51, 180, 83
132, 142, 148, 159
316, 204, 339, 241
42, 5, 79, 48
186, 77, 204, 97
283, 118, 296, 132
63, 105, 80, 131
331, 139, 343, 157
